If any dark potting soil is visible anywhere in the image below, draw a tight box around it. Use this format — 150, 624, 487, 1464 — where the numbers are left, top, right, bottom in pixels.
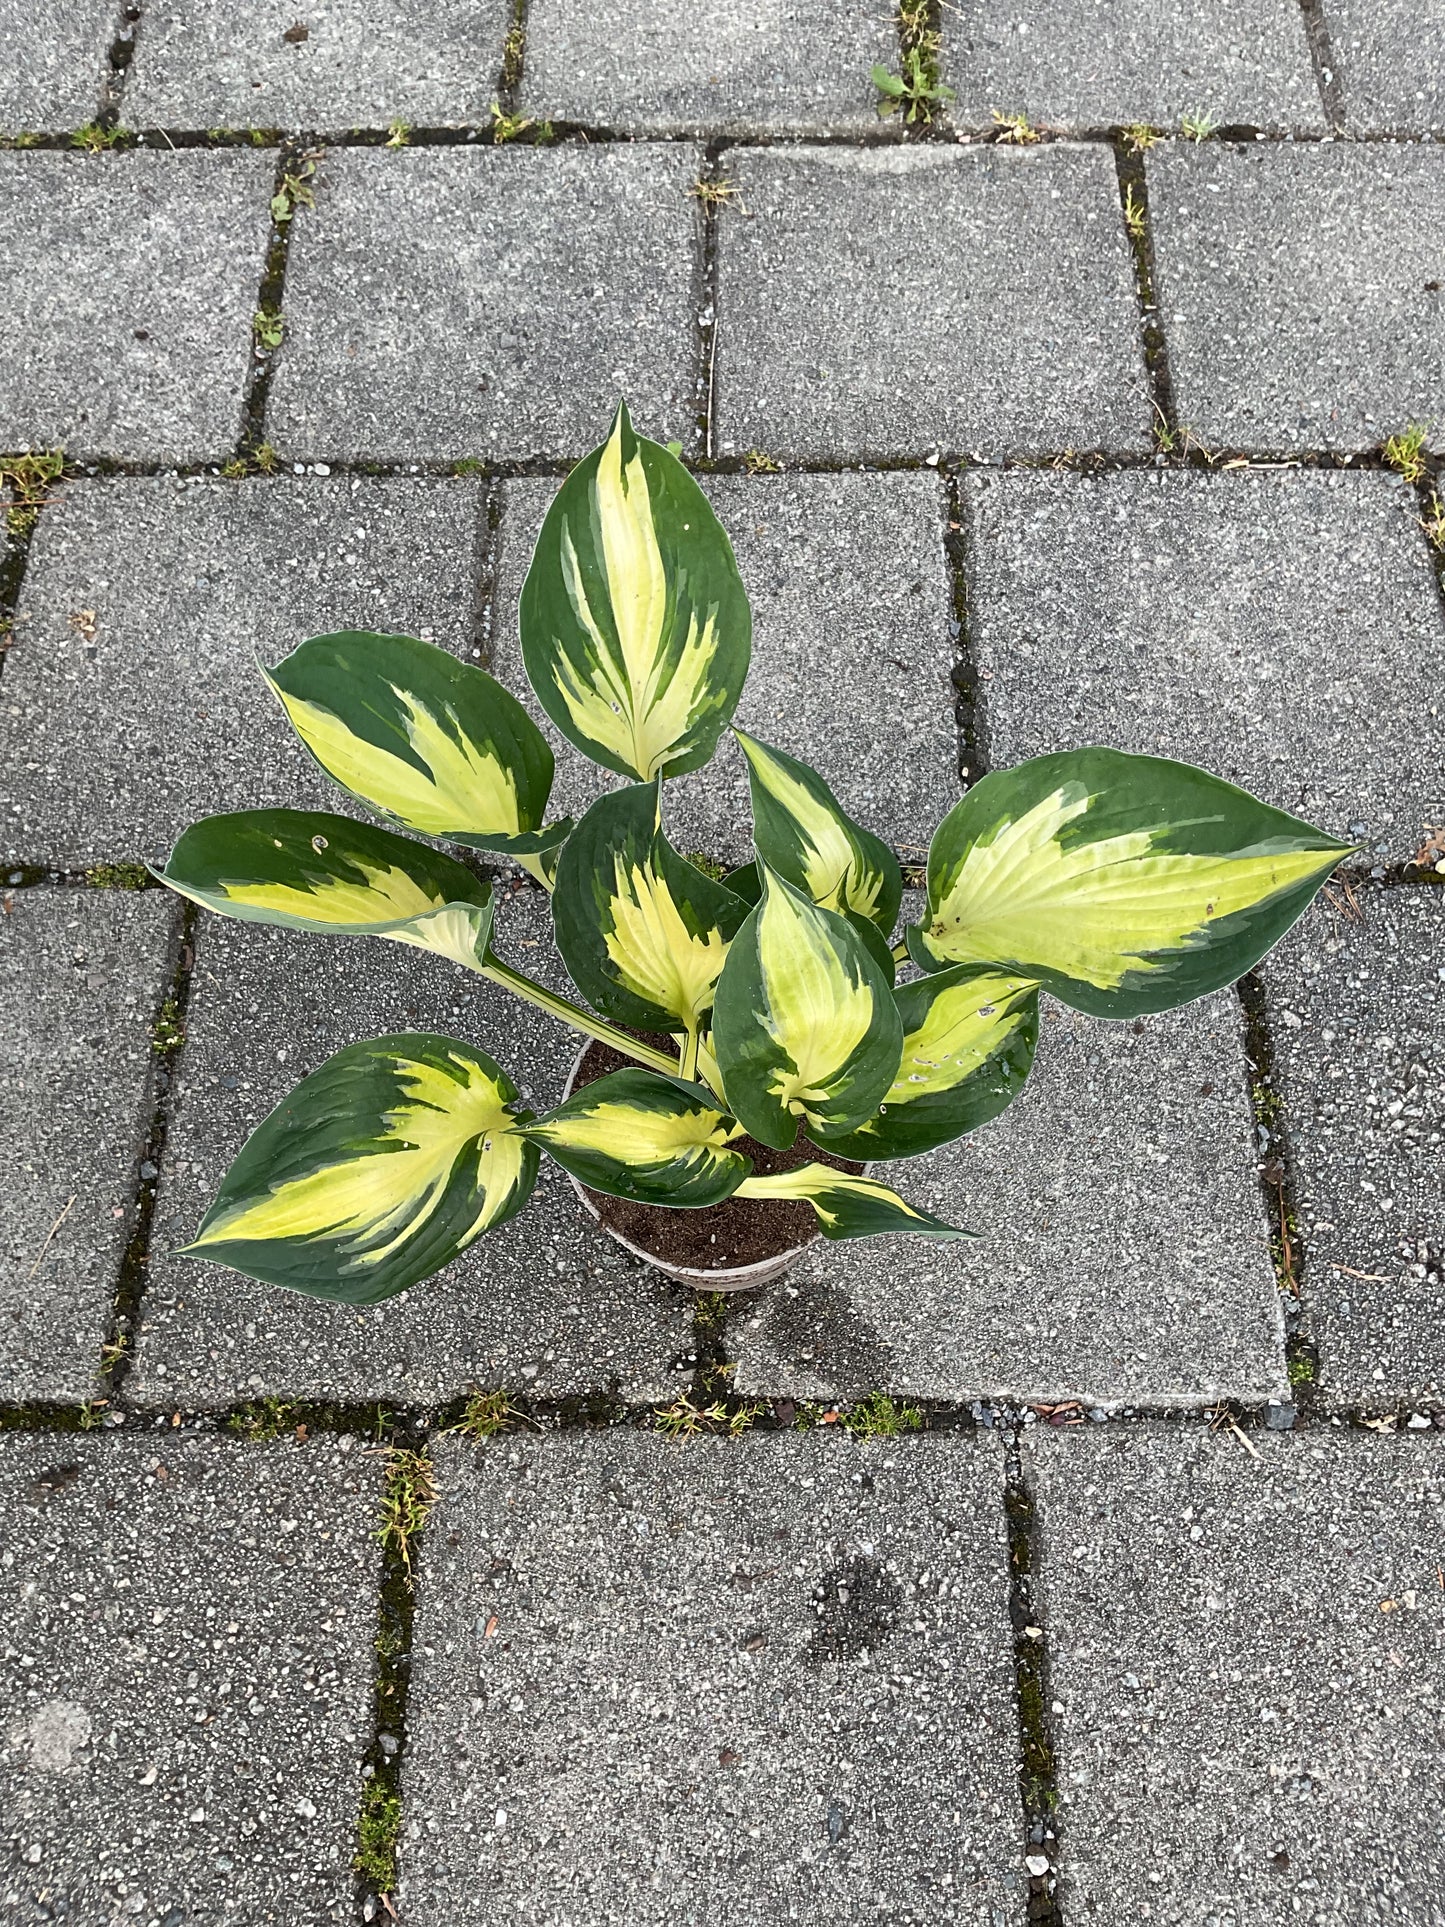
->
570, 1038, 863, 1273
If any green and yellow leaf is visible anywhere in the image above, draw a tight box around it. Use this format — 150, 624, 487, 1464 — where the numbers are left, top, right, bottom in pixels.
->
735, 728, 902, 934
519, 402, 751, 781
711, 865, 902, 1151
155, 809, 495, 973
819, 965, 1038, 1160
265, 630, 567, 877
524, 1067, 750, 1207
736, 1163, 974, 1242
551, 781, 751, 1034
182, 1035, 537, 1301
909, 748, 1351, 1018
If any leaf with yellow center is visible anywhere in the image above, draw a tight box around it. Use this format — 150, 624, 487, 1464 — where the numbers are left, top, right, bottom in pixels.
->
525, 1068, 749, 1207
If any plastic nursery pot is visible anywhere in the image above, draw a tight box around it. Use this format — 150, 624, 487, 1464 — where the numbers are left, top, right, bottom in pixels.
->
561, 1040, 864, 1292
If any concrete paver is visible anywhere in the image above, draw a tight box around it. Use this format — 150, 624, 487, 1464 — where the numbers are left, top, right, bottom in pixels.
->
713, 143, 1152, 460
1028, 1426, 1445, 1921
131, 884, 693, 1408
735, 993, 1286, 1410
0, 0, 116, 130
400, 1430, 1024, 1925
1326, 0, 1445, 132
125, 0, 512, 131
963, 467, 1445, 859
520, 0, 895, 134
1266, 885, 1445, 1409
946, 0, 1323, 132
0, 889, 176, 1404
1, 475, 483, 869
488, 470, 960, 863
1148, 140, 1445, 451
269, 144, 702, 462
0, 150, 273, 463
0, 1431, 382, 1923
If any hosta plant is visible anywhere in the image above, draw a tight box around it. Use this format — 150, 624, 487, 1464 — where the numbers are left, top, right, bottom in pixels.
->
155, 404, 1350, 1303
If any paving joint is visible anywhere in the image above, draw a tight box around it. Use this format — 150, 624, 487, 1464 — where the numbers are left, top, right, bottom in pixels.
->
1111, 138, 1177, 452
1300, 0, 1348, 131
236, 140, 310, 461
944, 470, 989, 785
97, 1, 142, 131
695, 141, 727, 458
497, 0, 530, 113
1004, 1433, 1065, 1925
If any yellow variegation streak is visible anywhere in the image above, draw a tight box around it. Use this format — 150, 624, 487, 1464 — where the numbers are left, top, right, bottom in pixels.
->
888, 974, 1037, 1105
736, 1165, 933, 1230
928, 789, 1340, 989
739, 736, 883, 921
267, 677, 523, 837
604, 854, 730, 1028
190, 1055, 524, 1267
757, 883, 875, 1118
530, 1097, 730, 1167
384, 903, 492, 974
551, 420, 720, 779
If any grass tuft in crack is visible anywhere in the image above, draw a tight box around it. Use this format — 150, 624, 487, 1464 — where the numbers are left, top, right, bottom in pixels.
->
991, 109, 1042, 144
450, 1389, 520, 1440
874, 0, 952, 125
842, 1391, 924, 1438
376, 1446, 436, 1575
1383, 422, 1432, 486
355, 1781, 402, 1890
1180, 108, 1220, 142
1, 449, 66, 540
226, 1397, 301, 1441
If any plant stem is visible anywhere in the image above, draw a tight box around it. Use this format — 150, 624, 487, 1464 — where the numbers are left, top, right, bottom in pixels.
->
480, 956, 678, 1075
679, 1022, 700, 1082
891, 939, 908, 963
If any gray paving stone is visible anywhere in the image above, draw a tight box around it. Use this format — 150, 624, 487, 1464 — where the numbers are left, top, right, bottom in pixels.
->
0, 1430, 381, 1923
945, 0, 1323, 131
125, 0, 511, 130
0, 0, 115, 129
131, 883, 693, 1407
736, 993, 1285, 1409
713, 144, 1151, 461
269, 145, 702, 462
1027, 1426, 1445, 1921
962, 467, 1445, 859
1148, 141, 1445, 452
1, 474, 483, 869
401, 1430, 1024, 1924
0, 889, 176, 1404
1265, 885, 1445, 1408
0, 150, 273, 463
519, 0, 895, 135
488, 470, 960, 864
1327, 0, 1445, 132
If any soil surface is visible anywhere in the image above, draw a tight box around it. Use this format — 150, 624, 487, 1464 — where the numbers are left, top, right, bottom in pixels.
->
570, 1038, 863, 1273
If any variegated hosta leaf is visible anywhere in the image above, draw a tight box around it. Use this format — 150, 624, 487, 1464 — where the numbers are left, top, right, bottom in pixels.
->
909, 748, 1351, 1019
265, 630, 569, 867
551, 782, 751, 1033
711, 866, 902, 1151
524, 1068, 750, 1208
736, 1163, 974, 1242
156, 809, 495, 974
820, 966, 1038, 1160
735, 729, 902, 936
519, 402, 751, 781
182, 1035, 537, 1301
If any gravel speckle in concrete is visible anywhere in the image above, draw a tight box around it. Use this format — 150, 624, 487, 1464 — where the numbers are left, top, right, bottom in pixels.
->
0, 889, 176, 1402
1028, 1426, 1445, 1922
400, 1430, 1023, 1925
1328, 0, 1445, 132
1148, 141, 1445, 451
0, 0, 115, 129
0, 1430, 382, 1923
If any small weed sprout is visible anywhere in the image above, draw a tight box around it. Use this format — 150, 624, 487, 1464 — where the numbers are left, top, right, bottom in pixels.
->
226, 1397, 300, 1440
85, 862, 150, 889
221, 457, 249, 480
1287, 1356, 1315, 1387
1180, 109, 1220, 142
1383, 422, 1432, 485
385, 119, 410, 148
842, 1391, 924, 1437
270, 158, 317, 224
1121, 122, 1161, 154
355, 1780, 402, 1888
71, 122, 126, 153
692, 175, 741, 208
451, 1389, 518, 1439
491, 100, 550, 143
991, 109, 1041, 144
1122, 181, 1146, 240
874, 49, 954, 124
743, 448, 781, 476
252, 441, 280, 475
1420, 493, 1445, 552
652, 1394, 762, 1439
1, 449, 66, 539
152, 997, 185, 1055
252, 308, 285, 352
376, 1448, 436, 1574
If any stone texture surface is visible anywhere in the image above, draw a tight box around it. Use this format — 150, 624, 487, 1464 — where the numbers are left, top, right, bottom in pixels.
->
0, 1431, 380, 1921
1266, 885, 1445, 1408
713, 144, 1151, 460
125, 0, 512, 129
1028, 1427, 1445, 1921
962, 467, 1445, 859
131, 883, 693, 1407
0, 0, 115, 129
401, 1430, 1024, 1925
736, 993, 1286, 1409
1148, 140, 1445, 451
520, 0, 895, 134
1328, 0, 1445, 132
269, 144, 702, 462
946, 0, 1324, 130
0, 889, 176, 1404
0, 150, 273, 462
488, 470, 961, 863
1, 474, 483, 869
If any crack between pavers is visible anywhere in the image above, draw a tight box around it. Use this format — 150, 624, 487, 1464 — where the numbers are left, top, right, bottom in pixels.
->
496, 0, 530, 114
1111, 140, 1177, 453
97, 1, 142, 132
1300, 0, 1348, 133
1004, 1434, 1065, 1925
944, 470, 990, 787
235, 140, 312, 464
694, 142, 727, 460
